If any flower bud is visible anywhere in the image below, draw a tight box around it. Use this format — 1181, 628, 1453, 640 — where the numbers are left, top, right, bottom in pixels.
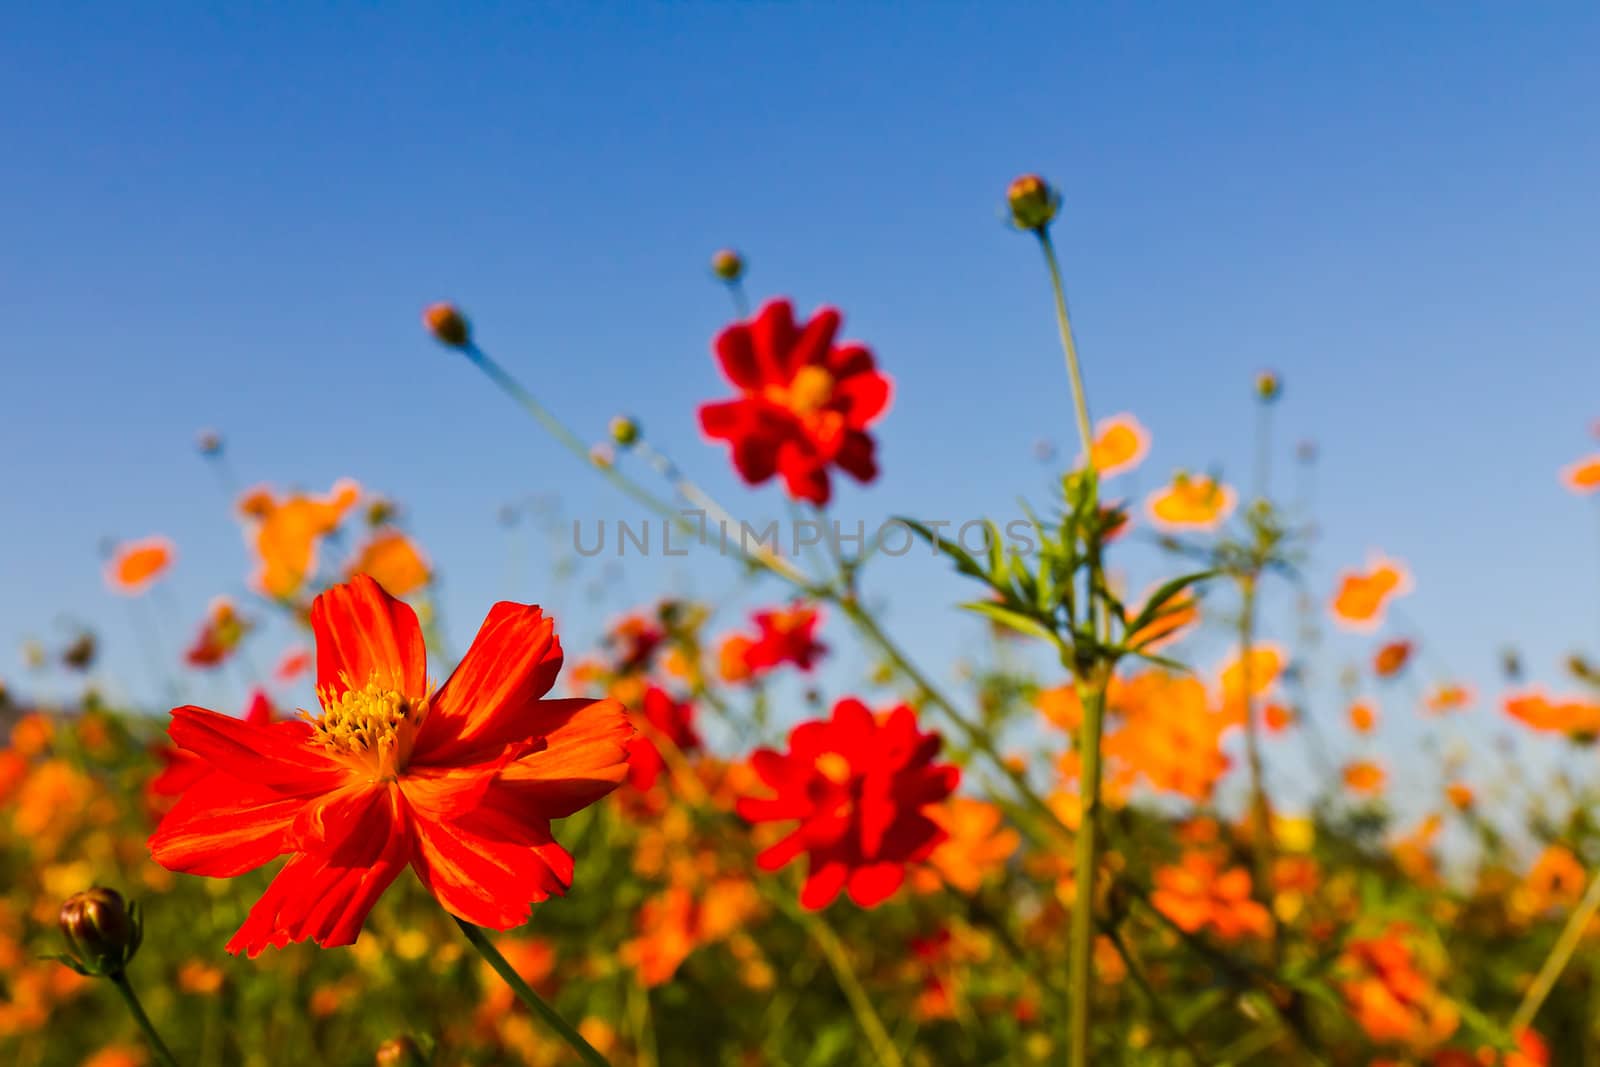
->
609, 415, 640, 448
376, 1036, 428, 1067
196, 429, 224, 457
1007, 174, 1059, 232
590, 444, 616, 470
58, 887, 142, 976
422, 303, 471, 348
711, 249, 745, 282
1255, 371, 1282, 402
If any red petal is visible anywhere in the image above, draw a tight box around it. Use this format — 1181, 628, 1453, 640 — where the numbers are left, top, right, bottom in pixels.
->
713, 322, 763, 389
846, 862, 905, 908
408, 805, 571, 929
833, 371, 892, 428
750, 300, 798, 382
225, 787, 409, 957
490, 698, 633, 819
698, 399, 752, 440
148, 773, 306, 877
784, 307, 841, 378
411, 602, 561, 764
799, 858, 849, 910
167, 706, 344, 792
312, 575, 428, 702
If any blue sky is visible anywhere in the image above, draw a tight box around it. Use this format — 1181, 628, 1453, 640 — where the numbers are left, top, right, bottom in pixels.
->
3, 5, 1599, 811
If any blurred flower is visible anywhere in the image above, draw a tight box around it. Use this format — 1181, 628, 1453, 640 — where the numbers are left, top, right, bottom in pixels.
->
237, 479, 361, 599
276, 646, 312, 681
608, 414, 640, 448
81, 1046, 148, 1067
1083, 413, 1150, 478
1560, 454, 1600, 495
1330, 552, 1413, 632
745, 604, 827, 674
699, 299, 891, 506
195, 429, 223, 457
1339, 926, 1458, 1051
149, 575, 633, 955
737, 699, 958, 909
1426, 683, 1474, 715
184, 597, 253, 669
1145, 472, 1237, 532
104, 537, 175, 596
915, 797, 1020, 894
1446, 782, 1475, 810
61, 632, 97, 673
1348, 699, 1378, 735
711, 249, 745, 282
1343, 760, 1386, 797
350, 531, 432, 597
1255, 371, 1282, 402
1006, 173, 1059, 232
1503, 689, 1600, 737
1151, 852, 1272, 941
1374, 639, 1415, 678
625, 686, 700, 793
422, 303, 470, 348
176, 958, 225, 996
375, 1036, 427, 1067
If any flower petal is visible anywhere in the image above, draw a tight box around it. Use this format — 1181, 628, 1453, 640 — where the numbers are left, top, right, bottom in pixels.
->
167, 706, 344, 792
411, 603, 562, 764
490, 698, 633, 819
312, 574, 428, 701
148, 773, 306, 877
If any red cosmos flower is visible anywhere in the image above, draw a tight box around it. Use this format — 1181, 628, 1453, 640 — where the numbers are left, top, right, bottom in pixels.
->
626, 686, 701, 793
148, 575, 632, 956
736, 699, 959, 909
699, 299, 892, 506
745, 604, 828, 674
148, 690, 276, 815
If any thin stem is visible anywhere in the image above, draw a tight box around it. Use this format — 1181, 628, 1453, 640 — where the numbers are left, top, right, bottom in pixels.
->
1036, 230, 1094, 460
1237, 573, 1275, 895
774, 897, 904, 1067
1068, 675, 1108, 1067
455, 918, 611, 1067
1510, 866, 1600, 1035
110, 972, 180, 1067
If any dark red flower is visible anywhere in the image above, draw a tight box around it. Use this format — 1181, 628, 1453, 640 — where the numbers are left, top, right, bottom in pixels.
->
148, 575, 632, 956
625, 686, 701, 793
744, 604, 828, 675
736, 699, 958, 909
699, 300, 892, 506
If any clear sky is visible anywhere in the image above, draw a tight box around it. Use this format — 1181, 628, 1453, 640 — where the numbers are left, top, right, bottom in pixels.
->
4, 4, 1599, 812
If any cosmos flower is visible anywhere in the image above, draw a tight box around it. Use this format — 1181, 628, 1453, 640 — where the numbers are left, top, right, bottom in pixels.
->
699, 299, 892, 506
104, 537, 175, 596
184, 597, 253, 669
736, 699, 958, 909
1330, 553, 1413, 632
1144, 472, 1237, 532
237, 480, 362, 599
1560, 454, 1600, 495
1083, 413, 1151, 478
1373, 639, 1415, 679
349, 531, 431, 597
625, 686, 700, 793
149, 575, 632, 955
1151, 851, 1272, 941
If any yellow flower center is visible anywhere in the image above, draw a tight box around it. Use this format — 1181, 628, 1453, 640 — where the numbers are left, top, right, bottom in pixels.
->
308, 679, 422, 778
765, 365, 835, 417
814, 751, 852, 784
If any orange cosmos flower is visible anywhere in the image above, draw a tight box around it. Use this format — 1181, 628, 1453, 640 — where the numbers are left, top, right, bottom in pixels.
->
1374, 639, 1415, 678
276, 646, 312, 682
1426, 683, 1474, 715
1560, 454, 1600, 495
1329, 552, 1413, 632
1083, 413, 1151, 478
104, 537, 175, 595
1522, 844, 1586, 913
1343, 759, 1386, 796
1503, 689, 1600, 736
915, 797, 1021, 895
148, 575, 632, 955
1144, 472, 1237, 532
237, 479, 361, 599
1220, 644, 1286, 704
1340, 926, 1459, 1051
1348, 700, 1378, 734
349, 530, 431, 597
1446, 782, 1475, 810
1151, 851, 1272, 941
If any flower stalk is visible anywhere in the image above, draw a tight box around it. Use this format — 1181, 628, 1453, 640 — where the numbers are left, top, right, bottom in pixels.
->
455, 918, 612, 1067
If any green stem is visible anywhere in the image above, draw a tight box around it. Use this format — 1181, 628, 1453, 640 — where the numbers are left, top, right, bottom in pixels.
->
1511, 866, 1600, 1035
775, 897, 904, 1067
1068, 676, 1108, 1067
110, 972, 180, 1067
455, 918, 611, 1067
1037, 230, 1094, 460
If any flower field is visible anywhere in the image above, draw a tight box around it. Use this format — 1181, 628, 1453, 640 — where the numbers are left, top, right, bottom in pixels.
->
5, 173, 1600, 1067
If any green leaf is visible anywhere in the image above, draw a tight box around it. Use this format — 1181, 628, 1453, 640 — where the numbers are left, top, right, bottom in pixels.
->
960, 600, 1058, 644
